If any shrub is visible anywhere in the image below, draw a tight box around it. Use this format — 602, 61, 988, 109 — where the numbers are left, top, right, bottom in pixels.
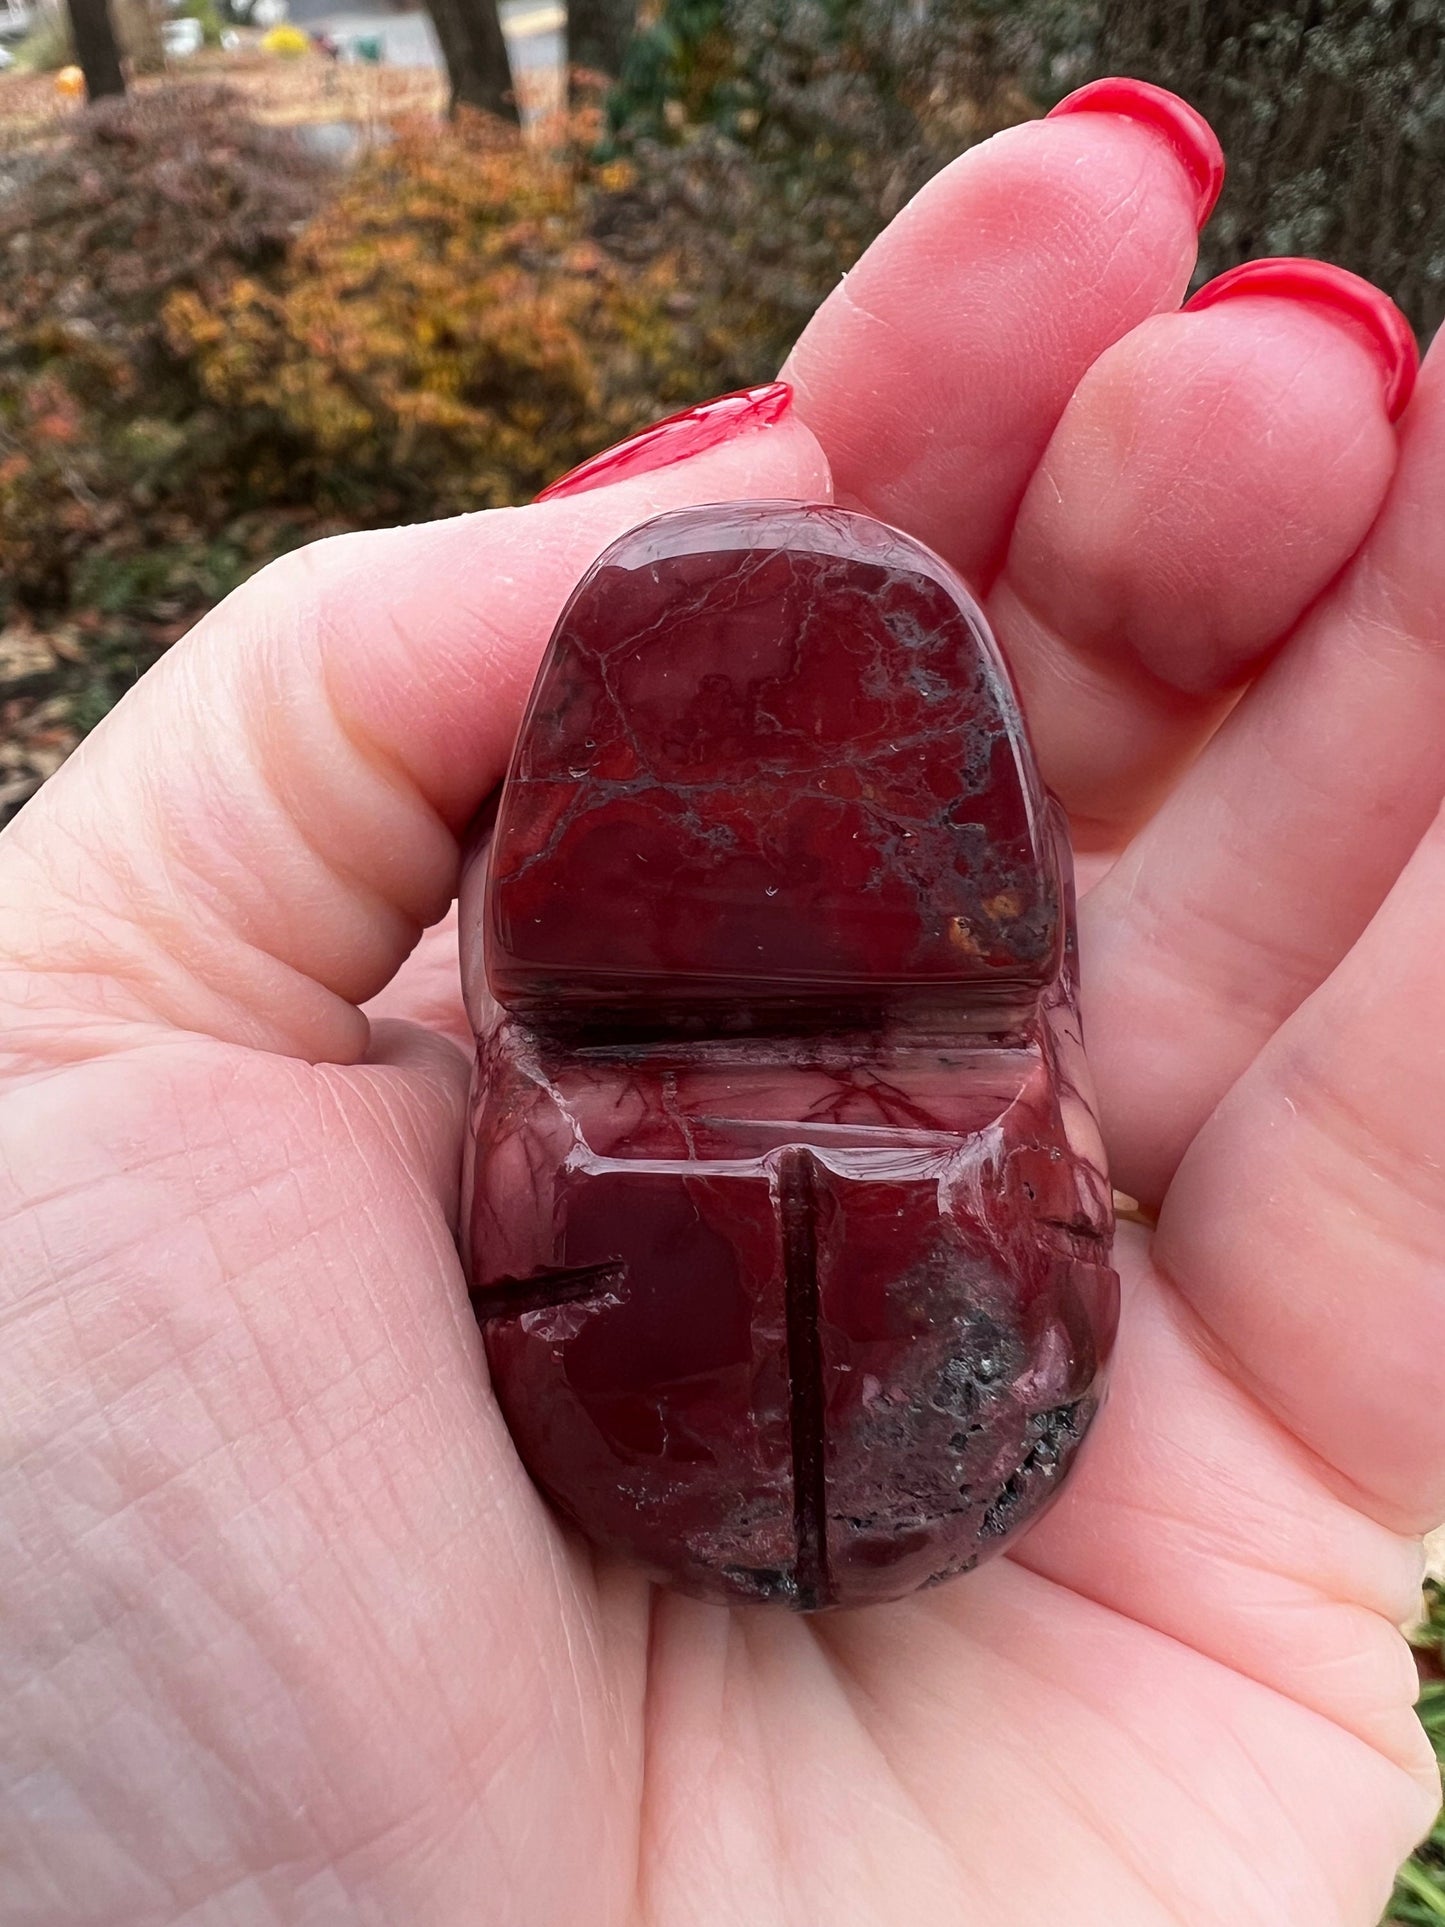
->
173, 0, 226, 48
596, 0, 1085, 370
0, 95, 725, 619
0, 86, 330, 608
0, 83, 326, 352
1091, 0, 1445, 338
164, 110, 717, 521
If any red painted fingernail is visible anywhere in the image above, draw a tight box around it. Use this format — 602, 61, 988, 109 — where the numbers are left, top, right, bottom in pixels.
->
1047, 77, 1224, 227
536, 382, 793, 502
1184, 258, 1419, 422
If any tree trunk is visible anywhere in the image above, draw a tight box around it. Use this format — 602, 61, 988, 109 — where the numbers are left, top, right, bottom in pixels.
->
115, 0, 164, 76
67, 0, 126, 100
1095, 0, 1445, 340
428, 0, 520, 122
568, 0, 635, 78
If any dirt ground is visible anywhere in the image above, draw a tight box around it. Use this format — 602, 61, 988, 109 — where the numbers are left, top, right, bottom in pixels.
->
0, 24, 565, 149
0, 42, 447, 150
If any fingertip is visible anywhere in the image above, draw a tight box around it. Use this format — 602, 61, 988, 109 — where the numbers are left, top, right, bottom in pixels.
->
1009, 289, 1400, 689
528, 408, 833, 526
1047, 76, 1224, 227
991, 267, 1407, 826
785, 104, 1203, 576
1185, 258, 1419, 422
534, 382, 796, 502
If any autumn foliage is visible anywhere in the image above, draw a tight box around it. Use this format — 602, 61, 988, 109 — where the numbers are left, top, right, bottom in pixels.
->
0, 92, 734, 619
164, 114, 713, 520
0, 87, 330, 606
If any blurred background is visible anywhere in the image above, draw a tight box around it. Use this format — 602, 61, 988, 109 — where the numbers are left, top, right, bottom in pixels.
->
1, 2, 1445, 1919
1, 0, 1442, 830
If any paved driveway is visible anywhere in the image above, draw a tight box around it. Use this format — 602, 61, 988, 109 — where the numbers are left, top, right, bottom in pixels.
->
284, 0, 564, 79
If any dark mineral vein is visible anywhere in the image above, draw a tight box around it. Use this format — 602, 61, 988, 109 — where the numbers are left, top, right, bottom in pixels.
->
779, 1147, 831, 1610
470, 1260, 628, 1322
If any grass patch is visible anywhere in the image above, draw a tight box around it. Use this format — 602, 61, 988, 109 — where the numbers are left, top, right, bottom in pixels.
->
1388, 1579, 1445, 1924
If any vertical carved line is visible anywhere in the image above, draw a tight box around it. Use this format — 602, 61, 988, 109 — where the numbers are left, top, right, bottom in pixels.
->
779, 1147, 831, 1611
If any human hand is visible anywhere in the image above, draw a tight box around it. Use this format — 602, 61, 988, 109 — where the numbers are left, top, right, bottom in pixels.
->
3, 85, 1442, 1926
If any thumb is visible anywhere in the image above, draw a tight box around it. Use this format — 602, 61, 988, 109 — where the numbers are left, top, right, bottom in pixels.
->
0, 397, 829, 1069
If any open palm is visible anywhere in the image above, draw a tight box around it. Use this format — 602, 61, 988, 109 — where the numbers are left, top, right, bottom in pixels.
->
4, 96, 1443, 1926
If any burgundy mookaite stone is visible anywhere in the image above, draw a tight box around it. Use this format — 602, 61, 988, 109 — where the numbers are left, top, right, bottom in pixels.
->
460, 502, 1118, 1610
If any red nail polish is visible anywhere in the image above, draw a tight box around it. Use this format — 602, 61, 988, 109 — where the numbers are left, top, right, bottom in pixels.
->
1184, 258, 1419, 422
537, 382, 793, 502
1047, 77, 1224, 227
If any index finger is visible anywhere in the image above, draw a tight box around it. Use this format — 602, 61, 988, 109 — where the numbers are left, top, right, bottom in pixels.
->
784, 80, 1215, 581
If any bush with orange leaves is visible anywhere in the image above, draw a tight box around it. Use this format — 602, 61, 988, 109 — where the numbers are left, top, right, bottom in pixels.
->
164, 111, 716, 525
0, 96, 736, 623
0, 85, 330, 612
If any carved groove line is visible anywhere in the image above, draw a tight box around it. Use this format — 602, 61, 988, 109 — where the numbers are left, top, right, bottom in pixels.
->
779, 1147, 831, 1611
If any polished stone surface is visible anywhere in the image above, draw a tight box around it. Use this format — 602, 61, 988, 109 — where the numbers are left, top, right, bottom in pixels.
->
485, 503, 1062, 1034
462, 503, 1117, 1610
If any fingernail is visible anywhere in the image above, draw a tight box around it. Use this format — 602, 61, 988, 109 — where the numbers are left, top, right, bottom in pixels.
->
1184, 258, 1419, 422
1047, 77, 1224, 227
536, 382, 793, 502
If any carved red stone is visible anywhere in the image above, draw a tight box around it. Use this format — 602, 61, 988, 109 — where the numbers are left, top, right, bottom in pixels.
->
460, 502, 1117, 1610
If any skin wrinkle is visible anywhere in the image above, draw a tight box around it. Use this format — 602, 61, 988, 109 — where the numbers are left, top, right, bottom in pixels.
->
85, 1417, 528, 1901
22, 1579, 270, 1896
779, 1680, 961, 1871
997, 565, 1200, 721
1099, 766, 1358, 1033
1008, 1457, 1426, 1763
687, 1617, 775, 1854
1279, 1044, 1445, 1243
230, 744, 434, 987
1146, 1222, 1437, 1546
1347, 566, 1445, 665
4, 908, 362, 1070
167, 1745, 481, 1927
844, 1575, 1309, 1926
1053, 1492, 1429, 1779
1130, 1219, 1422, 1548
989, 586, 1206, 847
736, 1635, 810, 1927
1039, 1520, 1422, 1732
1015, 1751, 1205, 1927
965, 1573, 1416, 1925
1036, 1467, 1419, 1628
637, 1645, 741, 1926
128, 1673, 328, 1919
16, 1321, 334, 1633
1, 1102, 493, 1819
1046, 1347, 1420, 1601
3, 1742, 172, 1926
1, 1096, 429, 1401
119, 759, 355, 1003
306, 545, 506, 830
151, 788, 425, 1022
0, 835, 284, 1041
